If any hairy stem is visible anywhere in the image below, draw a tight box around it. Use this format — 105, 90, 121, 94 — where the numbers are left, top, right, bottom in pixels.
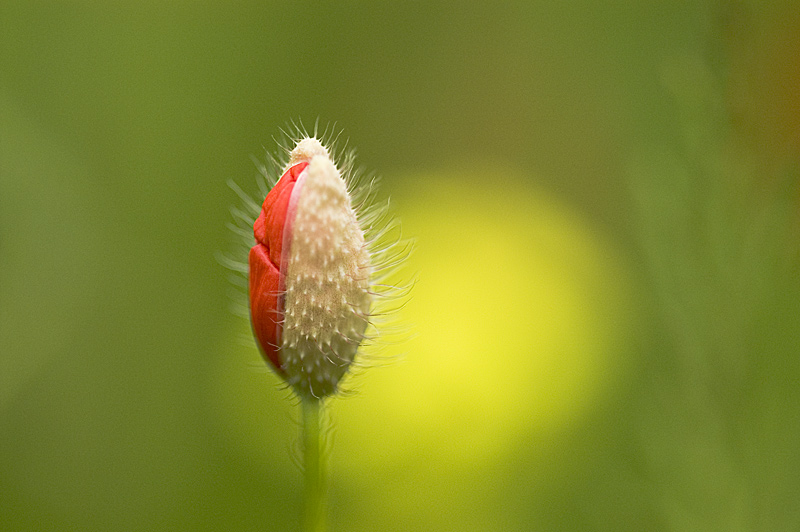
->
302, 396, 326, 532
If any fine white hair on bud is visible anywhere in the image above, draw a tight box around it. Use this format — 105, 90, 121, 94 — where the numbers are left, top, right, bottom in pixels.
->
221, 122, 411, 400
279, 143, 372, 397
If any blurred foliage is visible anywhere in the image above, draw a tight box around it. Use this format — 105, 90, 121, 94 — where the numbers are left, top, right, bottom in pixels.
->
627, 19, 800, 530
1, 1, 798, 531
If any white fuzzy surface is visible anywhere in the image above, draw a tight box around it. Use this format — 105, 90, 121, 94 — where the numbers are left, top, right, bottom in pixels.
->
281, 149, 372, 398
288, 137, 329, 166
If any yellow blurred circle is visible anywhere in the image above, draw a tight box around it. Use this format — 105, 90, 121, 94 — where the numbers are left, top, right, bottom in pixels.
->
331, 168, 636, 477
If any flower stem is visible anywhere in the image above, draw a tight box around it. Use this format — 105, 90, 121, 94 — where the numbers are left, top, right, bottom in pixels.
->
302, 396, 326, 532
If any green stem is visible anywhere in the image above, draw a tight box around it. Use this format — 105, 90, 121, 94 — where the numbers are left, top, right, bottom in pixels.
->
302, 396, 326, 532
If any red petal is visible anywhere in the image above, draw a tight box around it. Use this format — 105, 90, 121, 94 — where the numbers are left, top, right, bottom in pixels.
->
249, 162, 308, 373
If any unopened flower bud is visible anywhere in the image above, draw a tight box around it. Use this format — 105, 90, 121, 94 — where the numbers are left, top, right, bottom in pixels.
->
249, 138, 372, 398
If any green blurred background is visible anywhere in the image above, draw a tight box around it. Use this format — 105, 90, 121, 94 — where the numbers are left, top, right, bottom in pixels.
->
2, 1, 799, 530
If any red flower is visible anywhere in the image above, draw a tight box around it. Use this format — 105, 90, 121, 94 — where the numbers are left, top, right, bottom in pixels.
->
248, 161, 308, 376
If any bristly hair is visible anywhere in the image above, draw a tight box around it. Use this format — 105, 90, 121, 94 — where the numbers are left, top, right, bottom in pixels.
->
218, 120, 413, 397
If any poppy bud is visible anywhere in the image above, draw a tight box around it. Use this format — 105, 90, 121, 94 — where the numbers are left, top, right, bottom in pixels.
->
249, 138, 372, 398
